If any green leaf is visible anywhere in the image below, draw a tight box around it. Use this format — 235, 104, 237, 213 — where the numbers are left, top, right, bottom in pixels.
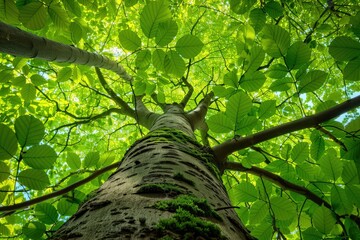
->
285, 42, 311, 70
224, 70, 238, 88
226, 91, 252, 124
249, 8, 266, 33
310, 131, 325, 160
343, 58, 360, 81
258, 100, 276, 120
135, 49, 152, 70
270, 196, 296, 220
125, 0, 138, 7
296, 162, 321, 181
235, 116, 258, 135
21, 83, 36, 101
30, 74, 47, 86
19, 2, 47, 30
266, 64, 288, 79
230, 182, 258, 203
18, 169, 50, 190
61, 0, 82, 17
23, 145, 57, 169
262, 24, 290, 58
48, 3, 69, 29
319, 149, 343, 181
164, 50, 186, 77
298, 70, 328, 93
346, 185, 360, 208
34, 203, 58, 224
70, 21, 83, 44
12, 76, 26, 87
331, 185, 352, 215
264, 0, 283, 19
57, 199, 78, 216
67, 152, 81, 170
302, 227, 323, 240
207, 113, 234, 133
58, 67, 72, 82
342, 160, 359, 185
247, 151, 265, 164
291, 142, 309, 163
0, 0, 19, 24
119, 29, 142, 51
152, 49, 166, 71
0, 124, 18, 160
140, 0, 171, 38
230, 0, 256, 14
83, 152, 100, 168
249, 201, 268, 224
22, 222, 46, 239
175, 34, 204, 59
245, 45, 265, 73
329, 36, 360, 61
252, 221, 273, 240
0, 162, 9, 182
240, 71, 266, 92
269, 77, 292, 92
15, 115, 45, 147
155, 20, 178, 46
312, 205, 336, 234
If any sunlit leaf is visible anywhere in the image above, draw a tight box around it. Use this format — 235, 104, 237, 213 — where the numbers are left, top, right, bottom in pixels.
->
164, 50, 186, 77
245, 45, 265, 73
140, 0, 171, 38
70, 21, 83, 44
319, 149, 343, 181
230, 182, 258, 203
0, 124, 18, 160
235, 116, 258, 135
252, 221, 273, 240
175, 34, 204, 59
35, 203, 59, 224
291, 142, 309, 163
0, 0, 19, 24
67, 152, 81, 170
310, 131, 325, 160
30, 74, 47, 86
298, 70, 327, 93
342, 160, 359, 185
0, 162, 10, 182
224, 70, 238, 88
249, 201, 268, 224
312, 205, 336, 234
21, 83, 36, 101
249, 8, 266, 33
226, 91, 252, 124
119, 30, 142, 51
19, 2, 47, 30
18, 169, 50, 190
264, 0, 283, 18
83, 152, 100, 168
135, 49, 151, 70
207, 113, 234, 133
270, 196, 296, 220
61, 0, 81, 17
230, 0, 256, 14
331, 185, 352, 215
22, 222, 46, 239
57, 199, 78, 216
285, 42, 311, 70
329, 36, 360, 61
58, 67, 72, 82
343, 58, 360, 81
155, 20, 178, 46
23, 145, 57, 169
48, 3, 69, 29
269, 77, 292, 92
240, 71, 266, 92
15, 115, 45, 147
258, 100, 276, 120
262, 24, 290, 58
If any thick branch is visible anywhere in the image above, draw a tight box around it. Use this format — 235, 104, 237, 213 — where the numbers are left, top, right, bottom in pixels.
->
186, 92, 214, 130
180, 76, 194, 108
213, 95, 360, 161
0, 162, 119, 213
134, 95, 160, 129
95, 67, 135, 118
0, 21, 133, 81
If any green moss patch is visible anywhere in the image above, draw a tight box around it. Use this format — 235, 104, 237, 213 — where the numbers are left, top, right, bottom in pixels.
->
156, 208, 226, 240
154, 195, 221, 221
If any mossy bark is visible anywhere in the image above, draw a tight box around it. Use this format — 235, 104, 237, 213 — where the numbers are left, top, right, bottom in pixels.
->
53, 108, 253, 239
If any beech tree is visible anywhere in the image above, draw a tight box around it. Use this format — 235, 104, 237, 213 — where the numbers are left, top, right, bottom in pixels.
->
0, 0, 360, 239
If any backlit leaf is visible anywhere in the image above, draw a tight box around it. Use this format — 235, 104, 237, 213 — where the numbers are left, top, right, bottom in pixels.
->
329, 36, 360, 61
0, 162, 10, 182
57, 199, 78, 216
58, 67, 72, 82
262, 24, 290, 58
155, 20, 178, 46
19, 2, 47, 30
298, 70, 327, 93
343, 58, 360, 81
22, 222, 46, 239
207, 113, 234, 133
230, 182, 258, 203
313, 205, 336, 234
240, 71, 266, 92
0, 0, 19, 24
23, 145, 57, 169
249, 201, 268, 224
140, 0, 171, 38
285, 42, 311, 70
48, 3, 69, 29
264, 0, 283, 19
15, 115, 45, 147
258, 100, 276, 120
226, 91, 252, 124
249, 8, 266, 33
21, 83, 36, 101
291, 142, 309, 163
0, 124, 18, 160
230, 0, 256, 14
135, 49, 151, 70
319, 149, 343, 181
18, 169, 50, 190
83, 152, 100, 168
67, 152, 81, 170
164, 50, 186, 77
175, 34, 204, 59
270, 196, 296, 220
119, 30, 142, 51
245, 45, 265, 73
35, 203, 58, 224
269, 77, 292, 92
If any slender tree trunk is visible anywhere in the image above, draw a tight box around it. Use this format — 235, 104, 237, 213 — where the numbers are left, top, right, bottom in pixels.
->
53, 107, 253, 240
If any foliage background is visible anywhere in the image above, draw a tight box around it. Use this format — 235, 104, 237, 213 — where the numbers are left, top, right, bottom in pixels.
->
0, 0, 360, 239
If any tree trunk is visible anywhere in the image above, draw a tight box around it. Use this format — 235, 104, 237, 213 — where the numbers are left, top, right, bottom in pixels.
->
53, 107, 253, 240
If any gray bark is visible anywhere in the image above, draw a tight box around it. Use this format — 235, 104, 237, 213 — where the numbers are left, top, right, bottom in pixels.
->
53, 107, 253, 240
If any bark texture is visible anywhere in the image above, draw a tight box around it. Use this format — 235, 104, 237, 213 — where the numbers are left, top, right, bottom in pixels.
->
53, 107, 253, 240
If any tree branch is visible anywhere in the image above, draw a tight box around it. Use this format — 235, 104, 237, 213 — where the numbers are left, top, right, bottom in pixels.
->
95, 67, 135, 118
134, 95, 160, 129
186, 92, 214, 130
0, 162, 119, 213
212, 95, 360, 162
0, 21, 133, 82
180, 76, 194, 108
